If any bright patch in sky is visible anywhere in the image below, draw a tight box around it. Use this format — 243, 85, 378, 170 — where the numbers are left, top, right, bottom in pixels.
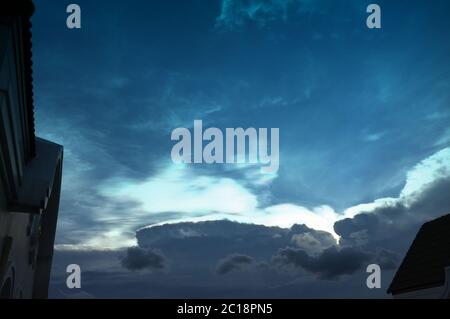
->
100, 164, 258, 215
401, 147, 450, 198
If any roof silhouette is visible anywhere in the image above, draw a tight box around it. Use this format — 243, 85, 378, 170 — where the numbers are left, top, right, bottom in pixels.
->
388, 213, 450, 294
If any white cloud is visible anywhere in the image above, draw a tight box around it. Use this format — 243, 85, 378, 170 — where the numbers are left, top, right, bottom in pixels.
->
338, 147, 450, 221
362, 131, 387, 142
100, 164, 259, 215
258, 204, 339, 238
341, 198, 397, 219
401, 147, 450, 198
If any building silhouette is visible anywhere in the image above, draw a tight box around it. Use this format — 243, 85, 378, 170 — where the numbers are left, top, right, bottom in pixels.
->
388, 214, 450, 299
0, 1, 63, 299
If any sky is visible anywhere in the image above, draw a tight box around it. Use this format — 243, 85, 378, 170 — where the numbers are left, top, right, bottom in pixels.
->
30, 0, 450, 298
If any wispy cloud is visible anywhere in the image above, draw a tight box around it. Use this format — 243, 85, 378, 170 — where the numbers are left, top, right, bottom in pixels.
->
215, 0, 330, 30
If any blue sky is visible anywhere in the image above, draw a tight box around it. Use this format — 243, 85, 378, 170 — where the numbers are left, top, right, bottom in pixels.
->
30, 0, 450, 298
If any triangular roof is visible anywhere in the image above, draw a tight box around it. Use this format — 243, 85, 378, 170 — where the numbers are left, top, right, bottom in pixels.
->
388, 214, 450, 295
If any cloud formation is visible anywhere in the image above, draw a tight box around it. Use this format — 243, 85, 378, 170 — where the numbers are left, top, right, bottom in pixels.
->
216, 254, 256, 274
273, 246, 371, 279
335, 148, 450, 250
130, 147, 450, 282
216, 0, 294, 29
215, 0, 335, 30
101, 164, 259, 216
121, 247, 167, 271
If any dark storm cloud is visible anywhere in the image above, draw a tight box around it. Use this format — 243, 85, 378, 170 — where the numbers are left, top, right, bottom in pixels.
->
136, 220, 339, 263
135, 220, 380, 280
216, 254, 256, 275
272, 246, 372, 280
134, 219, 401, 279
137, 220, 288, 244
50, 221, 401, 299
136, 220, 291, 269
334, 177, 450, 250
121, 247, 167, 271
50, 219, 402, 298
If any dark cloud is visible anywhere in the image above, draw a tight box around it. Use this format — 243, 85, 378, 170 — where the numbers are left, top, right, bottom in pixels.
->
273, 246, 372, 280
375, 248, 400, 270
50, 220, 399, 298
335, 178, 450, 251
137, 220, 288, 244
136, 220, 291, 264
136, 220, 340, 267
135, 220, 387, 281
121, 247, 167, 271
137, 220, 378, 281
216, 254, 256, 275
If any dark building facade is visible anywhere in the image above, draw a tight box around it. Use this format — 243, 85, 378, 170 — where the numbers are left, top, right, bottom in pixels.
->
0, 1, 63, 299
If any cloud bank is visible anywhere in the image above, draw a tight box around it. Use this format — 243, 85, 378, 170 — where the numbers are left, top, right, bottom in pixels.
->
121, 247, 167, 271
